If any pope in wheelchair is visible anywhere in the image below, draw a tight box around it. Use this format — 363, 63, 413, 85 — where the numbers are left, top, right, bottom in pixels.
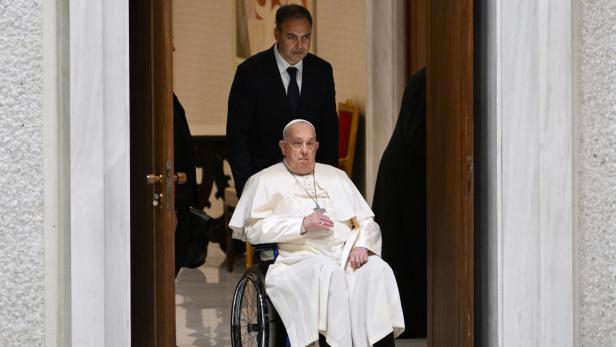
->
230, 119, 405, 347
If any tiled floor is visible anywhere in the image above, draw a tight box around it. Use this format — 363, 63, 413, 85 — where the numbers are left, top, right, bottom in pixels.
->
175, 243, 426, 347
176, 243, 244, 347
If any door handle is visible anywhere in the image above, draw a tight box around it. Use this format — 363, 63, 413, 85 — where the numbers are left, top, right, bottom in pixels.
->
146, 172, 187, 185
146, 162, 183, 210
146, 174, 163, 185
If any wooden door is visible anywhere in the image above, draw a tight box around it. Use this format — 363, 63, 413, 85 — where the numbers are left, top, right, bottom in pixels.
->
129, 0, 175, 346
426, 1, 474, 346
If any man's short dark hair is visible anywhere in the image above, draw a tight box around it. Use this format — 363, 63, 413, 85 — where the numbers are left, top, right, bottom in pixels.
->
275, 4, 313, 29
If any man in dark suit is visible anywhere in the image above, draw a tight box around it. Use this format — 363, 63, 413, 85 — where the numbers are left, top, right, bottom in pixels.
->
226, 4, 339, 196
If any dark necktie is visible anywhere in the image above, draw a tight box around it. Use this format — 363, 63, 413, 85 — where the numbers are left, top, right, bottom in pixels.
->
287, 67, 300, 117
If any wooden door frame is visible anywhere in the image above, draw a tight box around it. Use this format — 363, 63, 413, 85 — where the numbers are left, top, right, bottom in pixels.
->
407, 1, 476, 345
425, 1, 475, 346
130, 0, 176, 346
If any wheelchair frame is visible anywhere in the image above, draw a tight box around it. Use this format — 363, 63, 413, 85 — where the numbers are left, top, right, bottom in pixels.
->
230, 244, 288, 347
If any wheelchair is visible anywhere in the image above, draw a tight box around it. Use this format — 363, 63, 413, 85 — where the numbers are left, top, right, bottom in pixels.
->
230, 244, 290, 347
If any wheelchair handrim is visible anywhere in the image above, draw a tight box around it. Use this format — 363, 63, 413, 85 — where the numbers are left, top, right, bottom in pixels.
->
231, 272, 268, 347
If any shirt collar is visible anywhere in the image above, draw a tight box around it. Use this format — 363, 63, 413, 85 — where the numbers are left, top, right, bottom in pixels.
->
274, 43, 303, 75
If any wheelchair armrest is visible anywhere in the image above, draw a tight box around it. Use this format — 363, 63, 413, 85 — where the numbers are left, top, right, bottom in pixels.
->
252, 243, 279, 264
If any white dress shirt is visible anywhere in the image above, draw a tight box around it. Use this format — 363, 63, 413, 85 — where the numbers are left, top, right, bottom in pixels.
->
273, 43, 303, 94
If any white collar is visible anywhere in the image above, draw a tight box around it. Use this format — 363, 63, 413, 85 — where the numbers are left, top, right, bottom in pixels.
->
274, 43, 303, 75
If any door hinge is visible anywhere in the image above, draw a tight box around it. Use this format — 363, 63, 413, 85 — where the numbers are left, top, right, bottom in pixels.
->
465, 306, 473, 343
165, 160, 173, 210
465, 156, 473, 199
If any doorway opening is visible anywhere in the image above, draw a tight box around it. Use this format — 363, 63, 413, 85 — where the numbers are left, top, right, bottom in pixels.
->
129, 1, 476, 346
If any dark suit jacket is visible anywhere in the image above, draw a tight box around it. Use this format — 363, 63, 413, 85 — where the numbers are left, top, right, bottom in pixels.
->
226, 45, 339, 195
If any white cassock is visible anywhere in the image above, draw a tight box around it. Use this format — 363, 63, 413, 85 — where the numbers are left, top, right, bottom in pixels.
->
230, 163, 405, 347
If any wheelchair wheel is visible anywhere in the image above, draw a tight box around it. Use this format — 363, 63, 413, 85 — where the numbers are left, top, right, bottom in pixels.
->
231, 267, 270, 347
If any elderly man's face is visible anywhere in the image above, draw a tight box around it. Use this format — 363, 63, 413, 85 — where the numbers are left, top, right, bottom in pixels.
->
279, 122, 319, 175
274, 17, 311, 65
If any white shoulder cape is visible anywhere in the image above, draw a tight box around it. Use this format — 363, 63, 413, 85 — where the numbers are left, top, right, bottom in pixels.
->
229, 163, 375, 241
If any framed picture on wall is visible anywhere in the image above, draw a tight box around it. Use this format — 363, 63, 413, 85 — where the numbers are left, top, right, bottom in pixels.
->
235, 0, 316, 61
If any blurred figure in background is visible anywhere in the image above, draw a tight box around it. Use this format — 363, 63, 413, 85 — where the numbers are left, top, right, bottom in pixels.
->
373, 68, 427, 338
173, 93, 201, 276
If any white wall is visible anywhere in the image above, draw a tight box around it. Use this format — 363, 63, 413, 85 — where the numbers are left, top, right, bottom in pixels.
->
317, 0, 367, 115
365, 0, 406, 202
575, 1, 616, 345
173, 0, 234, 136
0, 0, 45, 345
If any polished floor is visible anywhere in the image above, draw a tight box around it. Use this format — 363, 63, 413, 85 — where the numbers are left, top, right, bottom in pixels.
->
176, 243, 426, 347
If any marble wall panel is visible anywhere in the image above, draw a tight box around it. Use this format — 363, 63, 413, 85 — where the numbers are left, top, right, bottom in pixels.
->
478, 0, 574, 345
70, 0, 130, 345
102, 0, 131, 345
70, 0, 106, 344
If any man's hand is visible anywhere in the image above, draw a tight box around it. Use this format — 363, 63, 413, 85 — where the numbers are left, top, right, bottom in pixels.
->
302, 211, 334, 233
349, 247, 369, 269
